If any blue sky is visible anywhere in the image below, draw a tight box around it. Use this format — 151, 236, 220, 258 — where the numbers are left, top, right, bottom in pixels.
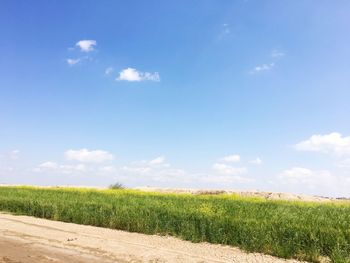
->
1, 0, 350, 196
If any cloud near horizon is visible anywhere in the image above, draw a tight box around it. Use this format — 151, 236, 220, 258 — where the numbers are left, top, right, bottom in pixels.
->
212, 163, 247, 175
294, 132, 350, 156
9, 150, 20, 160
276, 167, 349, 194
65, 149, 114, 163
250, 157, 262, 165
221, 154, 240, 163
278, 167, 333, 185
35, 161, 86, 174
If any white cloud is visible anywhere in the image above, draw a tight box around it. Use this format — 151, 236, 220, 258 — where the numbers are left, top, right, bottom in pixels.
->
221, 155, 240, 163
99, 166, 117, 173
117, 68, 141, 81
250, 157, 262, 165
122, 156, 168, 175
249, 50, 284, 74
76, 40, 97, 52
336, 158, 350, 168
121, 165, 150, 175
0, 150, 20, 161
212, 163, 247, 175
66, 164, 86, 172
65, 149, 114, 163
139, 156, 168, 168
9, 150, 20, 160
250, 63, 274, 74
278, 167, 337, 191
2, 167, 14, 172
150, 168, 187, 183
67, 58, 80, 65
120, 157, 189, 185
35, 162, 86, 174
119, 157, 242, 188
211, 161, 253, 185
271, 50, 285, 58
276, 167, 350, 197
105, 67, 114, 75
116, 68, 160, 82
149, 156, 165, 165
38, 161, 58, 169
294, 132, 350, 156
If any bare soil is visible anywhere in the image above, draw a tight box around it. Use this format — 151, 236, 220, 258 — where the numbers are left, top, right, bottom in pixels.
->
0, 213, 304, 263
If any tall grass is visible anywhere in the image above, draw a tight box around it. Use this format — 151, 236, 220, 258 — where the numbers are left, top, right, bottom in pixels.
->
0, 186, 349, 262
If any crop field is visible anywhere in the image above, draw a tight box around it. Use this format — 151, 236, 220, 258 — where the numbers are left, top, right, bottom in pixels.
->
0, 186, 349, 263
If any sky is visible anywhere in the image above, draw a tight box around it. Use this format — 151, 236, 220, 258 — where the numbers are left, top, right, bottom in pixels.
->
1, 0, 350, 197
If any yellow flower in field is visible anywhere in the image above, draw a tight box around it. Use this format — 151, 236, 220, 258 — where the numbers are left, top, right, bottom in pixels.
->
197, 203, 215, 216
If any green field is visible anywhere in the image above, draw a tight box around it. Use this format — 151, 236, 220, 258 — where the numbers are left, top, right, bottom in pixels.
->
0, 187, 349, 262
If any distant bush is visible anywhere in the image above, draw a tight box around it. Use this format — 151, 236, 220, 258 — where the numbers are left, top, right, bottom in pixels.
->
108, 182, 124, 190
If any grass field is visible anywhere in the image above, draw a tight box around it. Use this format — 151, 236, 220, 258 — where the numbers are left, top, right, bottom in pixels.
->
0, 186, 349, 263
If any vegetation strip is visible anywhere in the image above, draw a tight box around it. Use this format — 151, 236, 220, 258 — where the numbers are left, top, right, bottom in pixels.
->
0, 186, 349, 262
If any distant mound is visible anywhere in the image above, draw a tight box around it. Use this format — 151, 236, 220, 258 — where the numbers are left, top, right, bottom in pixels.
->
134, 187, 337, 202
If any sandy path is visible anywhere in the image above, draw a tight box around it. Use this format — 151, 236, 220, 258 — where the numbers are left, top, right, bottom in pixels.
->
0, 213, 304, 263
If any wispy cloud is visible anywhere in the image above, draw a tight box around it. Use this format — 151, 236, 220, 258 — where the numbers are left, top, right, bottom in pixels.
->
35, 161, 86, 174
121, 156, 169, 175
337, 158, 350, 168
37, 161, 58, 169
105, 67, 114, 75
271, 50, 285, 58
249, 49, 285, 74
0, 150, 20, 161
218, 23, 231, 39
116, 67, 160, 82
148, 156, 166, 165
65, 149, 114, 163
250, 63, 274, 74
250, 157, 262, 165
221, 154, 240, 163
9, 150, 20, 160
76, 40, 97, 52
212, 163, 247, 175
66, 58, 81, 66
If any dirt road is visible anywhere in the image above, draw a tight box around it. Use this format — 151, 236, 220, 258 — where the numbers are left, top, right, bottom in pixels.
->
0, 213, 303, 263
